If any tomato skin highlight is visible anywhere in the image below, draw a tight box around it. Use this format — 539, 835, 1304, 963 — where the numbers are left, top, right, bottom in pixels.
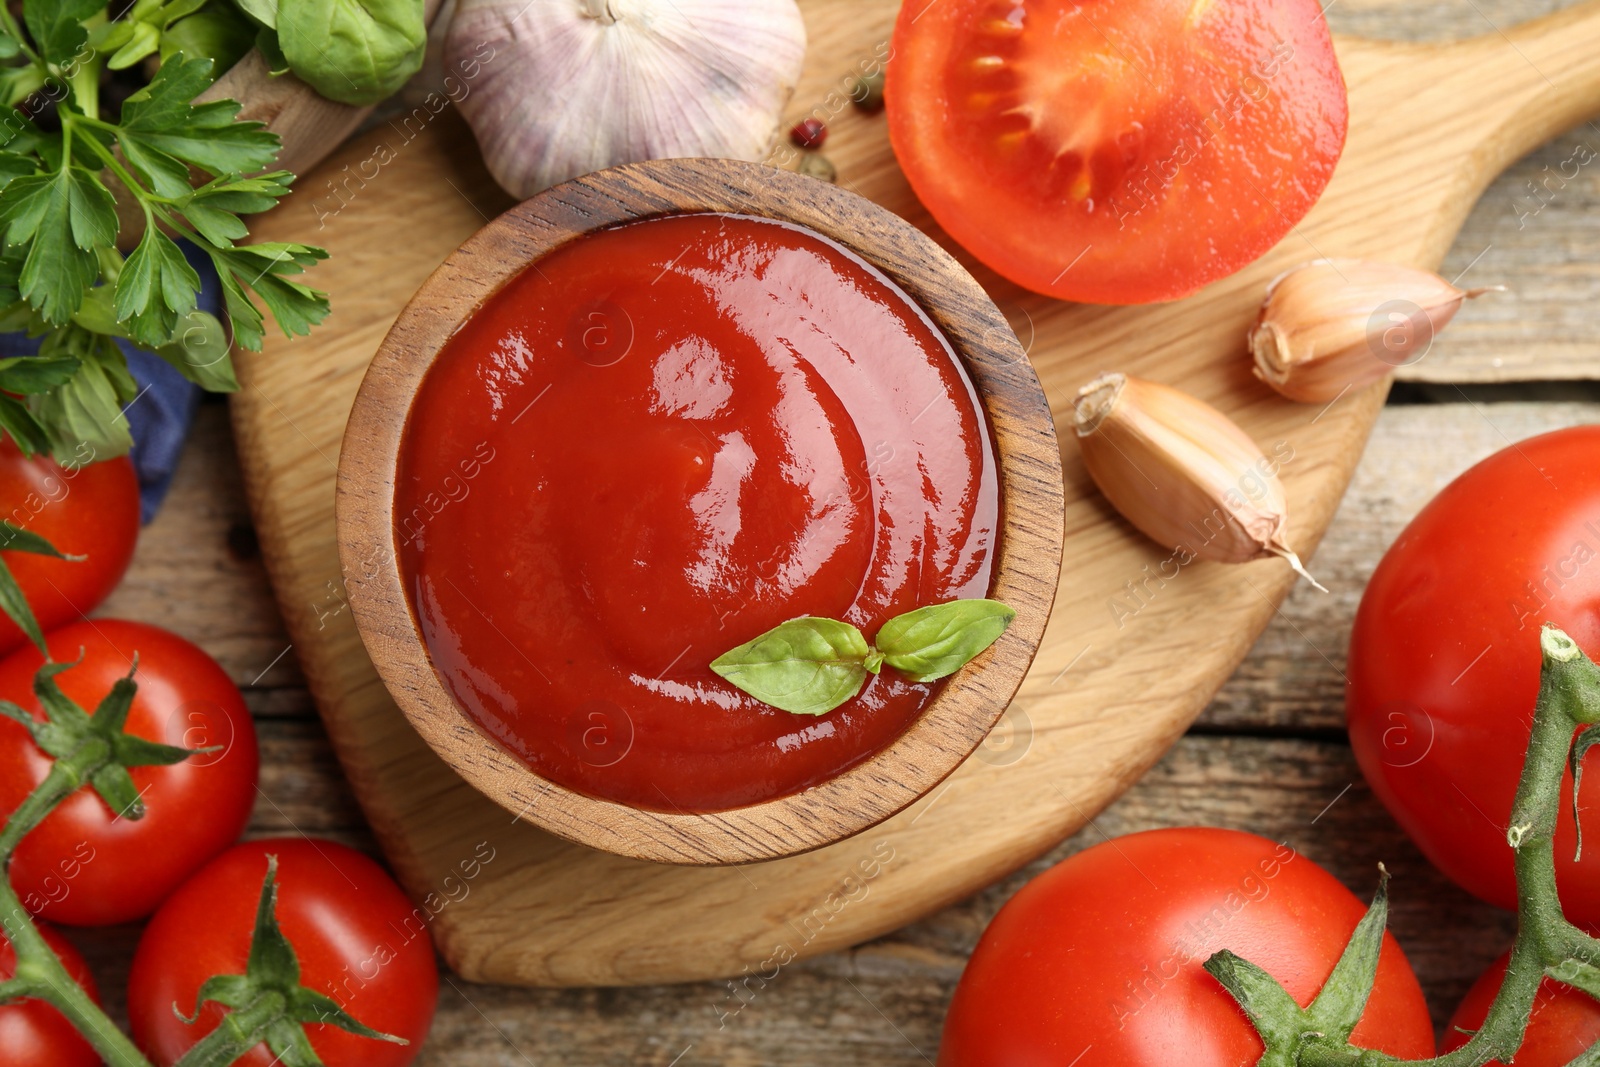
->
128, 837, 439, 1067
0, 442, 139, 656
886, 0, 1349, 304
1443, 952, 1600, 1064
937, 828, 1434, 1066
1346, 427, 1600, 925
0, 619, 259, 926
0, 921, 101, 1067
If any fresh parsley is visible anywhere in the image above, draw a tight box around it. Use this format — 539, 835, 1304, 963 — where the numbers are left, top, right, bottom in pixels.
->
0, 1, 332, 462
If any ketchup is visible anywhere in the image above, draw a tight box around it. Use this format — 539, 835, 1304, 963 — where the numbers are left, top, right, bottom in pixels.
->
395, 213, 998, 812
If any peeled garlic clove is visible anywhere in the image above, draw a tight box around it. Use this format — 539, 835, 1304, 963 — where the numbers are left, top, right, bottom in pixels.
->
1074, 373, 1325, 590
1250, 259, 1501, 403
446, 0, 807, 199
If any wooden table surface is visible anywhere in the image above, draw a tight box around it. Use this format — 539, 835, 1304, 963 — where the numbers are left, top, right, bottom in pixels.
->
60, 0, 1600, 1060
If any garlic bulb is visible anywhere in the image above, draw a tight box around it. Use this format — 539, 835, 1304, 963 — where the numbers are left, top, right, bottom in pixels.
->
1250, 259, 1501, 403
445, 0, 807, 198
1074, 373, 1325, 590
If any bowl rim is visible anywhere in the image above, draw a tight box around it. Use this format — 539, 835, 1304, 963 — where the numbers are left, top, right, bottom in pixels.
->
335, 157, 1065, 866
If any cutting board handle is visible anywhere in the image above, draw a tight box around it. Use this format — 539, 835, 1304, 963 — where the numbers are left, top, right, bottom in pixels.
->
1441, 0, 1600, 169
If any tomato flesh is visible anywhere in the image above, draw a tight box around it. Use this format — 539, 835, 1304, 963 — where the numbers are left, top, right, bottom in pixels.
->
1347, 427, 1600, 925
938, 828, 1434, 1065
0, 619, 259, 925
129, 838, 438, 1067
887, 0, 1349, 304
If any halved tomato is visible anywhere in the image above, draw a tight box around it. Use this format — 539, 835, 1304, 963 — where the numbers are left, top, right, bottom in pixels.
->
887, 0, 1349, 304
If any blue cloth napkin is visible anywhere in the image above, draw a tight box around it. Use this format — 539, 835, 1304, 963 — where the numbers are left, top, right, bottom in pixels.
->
0, 240, 216, 523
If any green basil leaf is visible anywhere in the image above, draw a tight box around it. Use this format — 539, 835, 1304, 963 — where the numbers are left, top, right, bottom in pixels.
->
711, 617, 871, 716
874, 599, 1015, 683
277, 0, 426, 106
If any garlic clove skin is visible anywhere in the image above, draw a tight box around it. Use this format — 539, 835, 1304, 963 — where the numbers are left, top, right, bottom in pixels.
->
1074, 373, 1325, 590
1250, 259, 1500, 404
446, 0, 807, 199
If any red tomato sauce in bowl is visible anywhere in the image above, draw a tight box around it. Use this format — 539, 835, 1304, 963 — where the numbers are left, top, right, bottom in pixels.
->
394, 213, 999, 812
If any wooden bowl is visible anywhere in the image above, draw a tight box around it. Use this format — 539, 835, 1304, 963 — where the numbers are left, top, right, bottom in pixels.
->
335, 158, 1065, 866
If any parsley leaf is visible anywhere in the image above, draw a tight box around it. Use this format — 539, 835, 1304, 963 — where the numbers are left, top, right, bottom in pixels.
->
115, 225, 201, 348
30, 338, 134, 462
1, 168, 116, 324
120, 55, 282, 177
208, 242, 329, 346
22, 0, 103, 64
156, 309, 237, 392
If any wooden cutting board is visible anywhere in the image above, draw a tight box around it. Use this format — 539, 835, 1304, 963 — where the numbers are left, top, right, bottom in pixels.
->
230, 0, 1600, 986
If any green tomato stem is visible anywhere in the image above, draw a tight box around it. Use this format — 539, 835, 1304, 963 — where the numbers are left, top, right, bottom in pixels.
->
1, 765, 155, 1067
170, 991, 288, 1067
1269, 627, 1600, 1067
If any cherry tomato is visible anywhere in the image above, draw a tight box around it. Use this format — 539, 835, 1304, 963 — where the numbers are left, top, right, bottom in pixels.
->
938, 828, 1434, 1065
0, 921, 101, 1067
0, 440, 139, 656
0, 619, 258, 925
1347, 427, 1600, 924
1443, 952, 1600, 1063
886, 0, 1348, 305
129, 838, 438, 1066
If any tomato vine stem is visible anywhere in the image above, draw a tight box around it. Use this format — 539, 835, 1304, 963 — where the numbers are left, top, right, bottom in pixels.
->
1, 754, 157, 1067
1217, 625, 1600, 1067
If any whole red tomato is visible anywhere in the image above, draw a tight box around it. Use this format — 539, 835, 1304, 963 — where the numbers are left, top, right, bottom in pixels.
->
938, 828, 1434, 1065
1443, 952, 1600, 1063
1347, 427, 1600, 923
0, 619, 258, 925
0, 921, 101, 1067
0, 440, 139, 656
129, 838, 438, 1066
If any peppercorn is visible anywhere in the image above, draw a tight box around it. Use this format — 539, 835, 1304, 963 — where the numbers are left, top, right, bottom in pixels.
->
849, 69, 886, 113
790, 118, 828, 149
797, 153, 837, 183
